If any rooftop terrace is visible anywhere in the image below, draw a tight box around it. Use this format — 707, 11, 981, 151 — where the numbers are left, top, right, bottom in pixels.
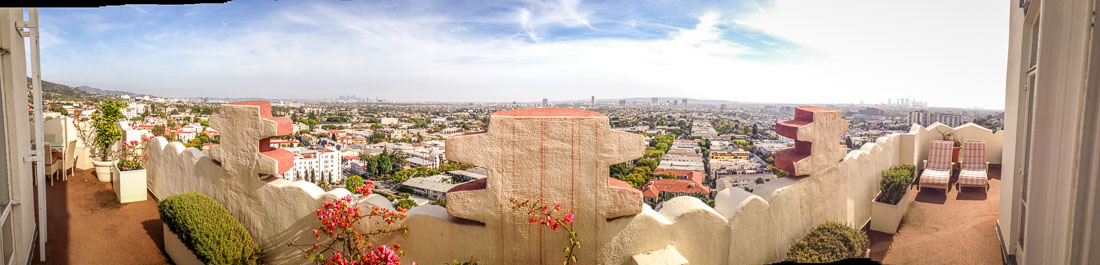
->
35, 103, 1007, 264
32, 169, 167, 264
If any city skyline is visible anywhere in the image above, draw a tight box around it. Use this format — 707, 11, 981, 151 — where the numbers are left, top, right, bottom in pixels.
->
40, 0, 1007, 109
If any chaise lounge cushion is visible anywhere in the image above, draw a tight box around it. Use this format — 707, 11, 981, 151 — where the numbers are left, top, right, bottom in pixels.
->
958, 170, 988, 186
921, 169, 950, 185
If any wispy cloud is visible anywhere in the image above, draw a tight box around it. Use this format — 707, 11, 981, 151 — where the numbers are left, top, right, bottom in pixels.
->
37, 0, 1008, 109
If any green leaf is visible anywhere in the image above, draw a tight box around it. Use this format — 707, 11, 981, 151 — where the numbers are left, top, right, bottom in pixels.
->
563, 247, 570, 253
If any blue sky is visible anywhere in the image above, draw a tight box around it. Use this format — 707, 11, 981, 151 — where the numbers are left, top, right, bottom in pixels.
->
38, 0, 1008, 109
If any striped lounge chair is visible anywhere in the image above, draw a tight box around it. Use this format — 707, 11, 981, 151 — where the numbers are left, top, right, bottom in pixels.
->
919, 140, 955, 195
957, 141, 990, 191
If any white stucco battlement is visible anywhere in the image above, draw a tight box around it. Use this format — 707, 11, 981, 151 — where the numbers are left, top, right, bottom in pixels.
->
144, 103, 1003, 264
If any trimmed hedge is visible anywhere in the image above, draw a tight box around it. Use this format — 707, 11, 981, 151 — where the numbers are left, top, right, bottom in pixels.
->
874, 164, 917, 205
158, 193, 261, 265
786, 222, 868, 263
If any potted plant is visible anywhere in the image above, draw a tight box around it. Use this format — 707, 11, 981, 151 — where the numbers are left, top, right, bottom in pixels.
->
77, 100, 127, 182
936, 128, 963, 164
112, 137, 149, 203
870, 164, 917, 234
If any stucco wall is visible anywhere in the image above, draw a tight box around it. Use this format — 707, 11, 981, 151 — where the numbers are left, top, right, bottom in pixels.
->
144, 103, 402, 264
0, 8, 44, 264
144, 105, 1003, 264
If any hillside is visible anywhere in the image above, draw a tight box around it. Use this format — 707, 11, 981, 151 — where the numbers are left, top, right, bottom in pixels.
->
27, 78, 146, 101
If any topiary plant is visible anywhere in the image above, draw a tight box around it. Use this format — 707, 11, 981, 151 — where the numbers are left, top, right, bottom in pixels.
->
875, 165, 917, 205
158, 192, 261, 265
786, 221, 868, 263
345, 175, 365, 193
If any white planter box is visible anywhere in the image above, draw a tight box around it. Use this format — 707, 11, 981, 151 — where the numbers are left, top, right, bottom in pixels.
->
163, 224, 203, 265
111, 166, 148, 203
870, 188, 913, 234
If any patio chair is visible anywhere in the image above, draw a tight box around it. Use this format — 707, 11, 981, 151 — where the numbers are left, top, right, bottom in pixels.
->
919, 140, 955, 195
957, 141, 990, 191
46, 149, 61, 185
63, 139, 77, 181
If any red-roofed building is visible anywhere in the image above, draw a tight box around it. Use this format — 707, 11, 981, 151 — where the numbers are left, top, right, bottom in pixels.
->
640, 179, 710, 204
652, 169, 705, 186
269, 139, 300, 149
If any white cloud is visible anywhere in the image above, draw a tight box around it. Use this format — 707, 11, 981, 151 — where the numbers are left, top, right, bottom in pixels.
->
735, 0, 1009, 108
44, 0, 1009, 109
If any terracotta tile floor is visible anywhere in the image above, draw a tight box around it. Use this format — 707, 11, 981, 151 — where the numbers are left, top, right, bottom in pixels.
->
31, 169, 169, 265
868, 167, 1004, 265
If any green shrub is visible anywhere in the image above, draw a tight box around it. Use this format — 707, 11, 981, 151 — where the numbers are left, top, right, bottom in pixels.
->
345, 175, 364, 193
875, 164, 916, 205
890, 164, 917, 176
158, 193, 261, 265
395, 198, 417, 210
786, 222, 868, 263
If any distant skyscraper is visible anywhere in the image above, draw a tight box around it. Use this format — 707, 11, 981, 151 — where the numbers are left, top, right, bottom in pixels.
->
720, 104, 726, 111
682, 99, 688, 105
591, 96, 595, 105
651, 97, 659, 104
542, 98, 548, 106
619, 100, 627, 105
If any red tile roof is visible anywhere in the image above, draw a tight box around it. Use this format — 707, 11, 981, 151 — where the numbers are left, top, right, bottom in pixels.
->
640, 179, 710, 198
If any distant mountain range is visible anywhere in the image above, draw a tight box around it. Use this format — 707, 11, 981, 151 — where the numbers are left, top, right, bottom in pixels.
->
73, 85, 143, 96
30, 78, 148, 100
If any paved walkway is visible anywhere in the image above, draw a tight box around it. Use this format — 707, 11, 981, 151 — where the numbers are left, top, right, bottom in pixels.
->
32, 169, 169, 265
869, 168, 1004, 265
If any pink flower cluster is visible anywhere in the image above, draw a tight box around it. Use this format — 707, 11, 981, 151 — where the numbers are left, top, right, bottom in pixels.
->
295, 180, 413, 265
116, 136, 152, 171
511, 198, 580, 264
514, 199, 574, 231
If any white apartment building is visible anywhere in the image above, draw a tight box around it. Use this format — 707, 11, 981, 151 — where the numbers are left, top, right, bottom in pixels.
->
908, 110, 963, 127
119, 121, 151, 143
379, 117, 399, 125
121, 102, 146, 119
282, 147, 342, 183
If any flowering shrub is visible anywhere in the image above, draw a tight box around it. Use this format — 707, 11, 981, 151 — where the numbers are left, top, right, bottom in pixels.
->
116, 137, 151, 171
510, 198, 578, 265
290, 181, 413, 265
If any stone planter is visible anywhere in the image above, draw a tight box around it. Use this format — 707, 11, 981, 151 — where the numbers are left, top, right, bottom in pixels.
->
870, 188, 913, 234
91, 159, 116, 182
163, 224, 203, 265
111, 166, 148, 203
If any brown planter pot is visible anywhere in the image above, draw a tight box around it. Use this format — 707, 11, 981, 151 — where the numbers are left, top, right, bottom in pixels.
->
951, 146, 961, 164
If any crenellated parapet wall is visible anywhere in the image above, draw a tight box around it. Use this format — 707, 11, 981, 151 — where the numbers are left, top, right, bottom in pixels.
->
144, 103, 1004, 264
145, 101, 400, 264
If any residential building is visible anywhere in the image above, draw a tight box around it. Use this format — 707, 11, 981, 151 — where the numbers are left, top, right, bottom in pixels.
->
282, 147, 342, 182
401, 174, 458, 201
121, 102, 146, 119
908, 110, 963, 127
640, 179, 710, 204
379, 117, 399, 125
